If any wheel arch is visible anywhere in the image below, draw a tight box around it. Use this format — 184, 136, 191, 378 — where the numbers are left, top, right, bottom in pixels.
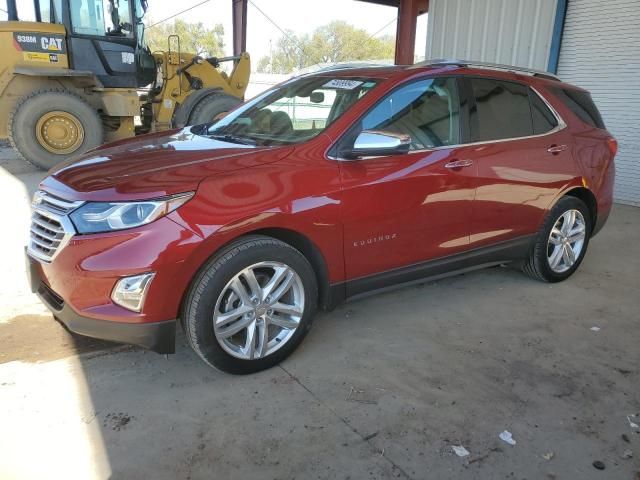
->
564, 187, 597, 234
178, 226, 335, 327
243, 227, 333, 311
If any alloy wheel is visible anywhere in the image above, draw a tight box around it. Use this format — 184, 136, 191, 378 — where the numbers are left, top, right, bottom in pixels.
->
547, 209, 587, 273
213, 261, 305, 360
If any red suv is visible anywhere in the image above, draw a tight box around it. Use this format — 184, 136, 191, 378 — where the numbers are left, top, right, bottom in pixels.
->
26, 61, 616, 373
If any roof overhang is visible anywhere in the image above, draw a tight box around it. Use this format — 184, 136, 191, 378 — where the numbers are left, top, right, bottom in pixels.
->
355, 0, 429, 15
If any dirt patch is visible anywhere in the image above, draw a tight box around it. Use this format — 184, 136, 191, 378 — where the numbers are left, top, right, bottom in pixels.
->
103, 412, 134, 431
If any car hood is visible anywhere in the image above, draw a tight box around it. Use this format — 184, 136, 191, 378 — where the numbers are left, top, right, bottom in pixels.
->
41, 127, 293, 201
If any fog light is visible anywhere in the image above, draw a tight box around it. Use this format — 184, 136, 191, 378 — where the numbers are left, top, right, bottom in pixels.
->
111, 273, 155, 312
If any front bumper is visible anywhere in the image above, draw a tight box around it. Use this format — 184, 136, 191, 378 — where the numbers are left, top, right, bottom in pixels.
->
28, 214, 202, 323
27, 249, 176, 353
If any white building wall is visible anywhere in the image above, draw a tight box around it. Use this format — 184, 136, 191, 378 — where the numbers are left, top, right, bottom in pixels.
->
557, 0, 640, 205
425, 0, 558, 70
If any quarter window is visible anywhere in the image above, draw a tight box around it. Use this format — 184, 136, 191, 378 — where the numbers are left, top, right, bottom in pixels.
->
469, 78, 532, 142
360, 77, 460, 150
552, 88, 605, 129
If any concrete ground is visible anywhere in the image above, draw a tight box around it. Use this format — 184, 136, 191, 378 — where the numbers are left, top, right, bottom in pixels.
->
1, 146, 639, 480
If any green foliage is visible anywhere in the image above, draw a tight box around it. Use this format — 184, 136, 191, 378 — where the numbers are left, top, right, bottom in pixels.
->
259, 21, 395, 74
144, 19, 225, 57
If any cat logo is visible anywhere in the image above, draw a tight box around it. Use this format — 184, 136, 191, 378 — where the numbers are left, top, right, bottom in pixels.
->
41, 37, 63, 51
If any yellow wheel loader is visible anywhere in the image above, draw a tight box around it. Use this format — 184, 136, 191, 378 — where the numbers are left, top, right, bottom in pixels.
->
0, 0, 250, 169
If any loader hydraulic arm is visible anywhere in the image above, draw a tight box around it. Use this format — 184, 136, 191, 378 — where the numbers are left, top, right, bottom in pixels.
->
226, 53, 251, 96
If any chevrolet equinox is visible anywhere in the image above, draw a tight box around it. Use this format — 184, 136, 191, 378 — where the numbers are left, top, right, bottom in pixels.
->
26, 61, 617, 373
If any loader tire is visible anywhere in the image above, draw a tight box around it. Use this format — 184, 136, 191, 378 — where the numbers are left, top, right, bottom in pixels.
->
188, 93, 242, 126
9, 89, 103, 170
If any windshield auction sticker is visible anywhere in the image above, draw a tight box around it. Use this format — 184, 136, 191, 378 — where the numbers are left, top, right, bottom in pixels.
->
323, 79, 363, 90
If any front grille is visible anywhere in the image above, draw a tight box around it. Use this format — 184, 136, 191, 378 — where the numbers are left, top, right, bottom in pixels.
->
30, 211, 65, 259
27, 191, 84, 263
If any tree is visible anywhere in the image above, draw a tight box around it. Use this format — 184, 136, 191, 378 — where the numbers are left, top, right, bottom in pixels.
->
144, 19, 225, 57
258, 21, 395, 74
258, 30, 308, 73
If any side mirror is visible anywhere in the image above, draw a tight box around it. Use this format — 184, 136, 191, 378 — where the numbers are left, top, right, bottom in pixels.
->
343, 130, 411, 159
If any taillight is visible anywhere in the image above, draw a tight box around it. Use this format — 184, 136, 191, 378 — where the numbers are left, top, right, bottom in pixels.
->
606, 137, 618, 157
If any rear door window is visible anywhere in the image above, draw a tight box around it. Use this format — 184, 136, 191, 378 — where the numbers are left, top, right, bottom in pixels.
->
529, 89, 559, 134
552, 88, 605, 129
468, 78, 533, 142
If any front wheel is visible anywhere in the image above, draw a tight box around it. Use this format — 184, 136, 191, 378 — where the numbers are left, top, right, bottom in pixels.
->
183, 236, 318, 374
522, 196, 592, 282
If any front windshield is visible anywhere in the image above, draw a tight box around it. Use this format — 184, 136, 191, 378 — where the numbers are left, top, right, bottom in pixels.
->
203, 76, 379, 146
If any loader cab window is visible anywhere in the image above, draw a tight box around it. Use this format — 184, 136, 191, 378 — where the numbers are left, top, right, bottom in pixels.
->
16, 2, 37, 21
70, 0, 134, 38
133, 0, 147, 43
37, 0, 63, 23
13, 1, 38, 21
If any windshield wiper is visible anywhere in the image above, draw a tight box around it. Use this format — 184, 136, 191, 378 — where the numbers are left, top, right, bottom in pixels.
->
208, 133, 257, 146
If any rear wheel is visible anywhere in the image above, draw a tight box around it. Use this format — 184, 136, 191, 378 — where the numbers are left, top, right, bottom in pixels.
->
187, 93, 241, 126
8, 89, 103, 170
522, 196, 591, 282
183, 236, 318, 374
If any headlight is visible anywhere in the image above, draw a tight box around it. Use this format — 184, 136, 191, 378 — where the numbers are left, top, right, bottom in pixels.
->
70, 192, 193, 234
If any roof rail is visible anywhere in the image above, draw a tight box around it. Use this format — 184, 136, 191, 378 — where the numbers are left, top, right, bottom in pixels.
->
414, 59, 561, 81
313, 62, 393, 73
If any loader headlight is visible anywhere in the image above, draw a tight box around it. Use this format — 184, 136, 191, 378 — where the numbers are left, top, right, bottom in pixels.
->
70, 192, 194, 234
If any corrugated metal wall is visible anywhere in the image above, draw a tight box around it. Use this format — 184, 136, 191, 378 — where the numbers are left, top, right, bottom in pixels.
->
425, 0, 558, 71
557, 0, 640, 206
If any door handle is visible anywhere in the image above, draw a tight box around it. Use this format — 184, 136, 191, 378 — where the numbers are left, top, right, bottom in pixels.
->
547, 144, 568, 154
445, 159, 474, 169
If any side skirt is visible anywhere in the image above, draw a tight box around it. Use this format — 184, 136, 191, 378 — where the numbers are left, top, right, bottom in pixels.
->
325, 235, 534, 307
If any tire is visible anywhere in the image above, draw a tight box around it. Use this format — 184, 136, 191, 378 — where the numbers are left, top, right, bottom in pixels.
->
183, 235, 318, 374
8, 89, 103, 170
187, 93, 241, 126
522, 196, 592, 282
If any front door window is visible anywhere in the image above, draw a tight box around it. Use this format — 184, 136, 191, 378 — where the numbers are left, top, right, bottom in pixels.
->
359, 77, 460, 150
